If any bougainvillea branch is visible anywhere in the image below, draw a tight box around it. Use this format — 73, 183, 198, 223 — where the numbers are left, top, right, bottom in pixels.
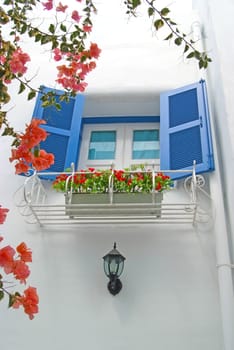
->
9, 118, 54, 174
0, 0, 100, 140
0, 206, 39, 320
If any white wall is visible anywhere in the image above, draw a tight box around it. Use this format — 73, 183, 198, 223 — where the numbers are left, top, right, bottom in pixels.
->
192, 1, 234, 349
0, 1, 226, 349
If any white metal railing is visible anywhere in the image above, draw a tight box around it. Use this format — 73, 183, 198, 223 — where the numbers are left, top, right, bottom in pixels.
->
13, 161, 211, 226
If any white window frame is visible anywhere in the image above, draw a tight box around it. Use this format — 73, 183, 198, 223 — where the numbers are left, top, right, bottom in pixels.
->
78, 122, 160, 169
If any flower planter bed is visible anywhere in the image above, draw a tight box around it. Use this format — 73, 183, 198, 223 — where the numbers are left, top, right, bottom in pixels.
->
65, 192, 163, 218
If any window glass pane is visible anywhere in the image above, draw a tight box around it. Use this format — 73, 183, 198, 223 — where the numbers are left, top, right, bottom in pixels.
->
88, 131, 116, 160
132, 130, 159, 159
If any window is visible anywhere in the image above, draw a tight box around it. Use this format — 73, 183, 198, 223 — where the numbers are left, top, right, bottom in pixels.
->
88, 131, 116, 160
132, 129, 159, 160
78, 123, 159, 169
32, 80, 214, 180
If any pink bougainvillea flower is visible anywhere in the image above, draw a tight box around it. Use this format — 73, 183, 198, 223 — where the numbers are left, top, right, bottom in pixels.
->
14, 161, 30, 174
12, 260, 30, 283
13, 286, 39, 320
89, 43, 101, 59
9, 48, 30, 75
71, 10, 81, 22
0, 206, 9, 224
53, 48, 62, 61
83, 25, 92, 33
56, 2, 68, 12
0, 55, 6, 64
42, 0, 53, 10
10, 119, 54, 173
32, 149, 55, 171
0, 245, 15, 274
16, 242, 32, 263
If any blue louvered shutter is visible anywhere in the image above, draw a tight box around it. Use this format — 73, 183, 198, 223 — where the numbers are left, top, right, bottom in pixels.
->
160, 80, 214, 180
33, 86, 84, 176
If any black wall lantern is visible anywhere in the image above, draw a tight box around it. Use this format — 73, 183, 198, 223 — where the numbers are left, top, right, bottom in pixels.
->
103, 242, 126, 295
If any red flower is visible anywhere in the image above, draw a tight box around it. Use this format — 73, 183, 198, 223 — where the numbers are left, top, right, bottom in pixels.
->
83, 25, 92, 33
13, 286, 39, 320
53, 48, 62, 61
9, 48, 30, 75
16, 242, 32, 263
89, 43, 101, 59
10, 119, 54, 173
0, 206, 9, 224
14, 161, 30, 175
0, 245, 15, 274
156, 182, 162, 191
12, 260, 30, 284
32, 149, 55, 171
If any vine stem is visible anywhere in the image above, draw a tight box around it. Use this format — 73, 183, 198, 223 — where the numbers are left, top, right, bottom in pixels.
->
144, 0, 199, 53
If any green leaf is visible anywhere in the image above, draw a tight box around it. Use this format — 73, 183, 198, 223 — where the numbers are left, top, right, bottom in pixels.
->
2, 126, 15, 136
27, 91, 36, 100
174, 37, 182, 46
148, 7, 154, 17
187, 52, 195, 59
199, 60, 204, 69
183, 44, 189, 53
8, 294, 15, 308
41, 100, 51, 107
164, 33, 173, 41
154, 19, 164, 31
55, 103, 62, 111
60, 23, 67, 32
20, 23, 27, 35
41, 35, 50, 45
132, 0, 141, 9
52, 39, 59, 49
60, 43, 68, 52
18, 82, 26, 94
49, 24, 55, 34
160, 7, 170, 16
35, 34, 42, 42
194, 50, 201, 59
0, 290, 4, 301
34, 147, 40, 157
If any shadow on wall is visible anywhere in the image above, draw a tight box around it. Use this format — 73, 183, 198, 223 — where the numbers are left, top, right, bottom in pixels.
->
83, 92, 161, 116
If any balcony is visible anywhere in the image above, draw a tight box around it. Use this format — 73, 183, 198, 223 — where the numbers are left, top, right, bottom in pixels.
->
14, 163, 211, 227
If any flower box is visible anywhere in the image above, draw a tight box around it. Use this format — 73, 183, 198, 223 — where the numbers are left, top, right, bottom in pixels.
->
65, 193, 110, 205
65, 192, 163, 217
113, 192, 163, 204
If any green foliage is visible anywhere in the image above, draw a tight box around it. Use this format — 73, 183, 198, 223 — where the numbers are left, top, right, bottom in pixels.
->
27, 90, 36, 100
52, 166, 173, 194
124, 0, 212, 70
154, 19, 164, 30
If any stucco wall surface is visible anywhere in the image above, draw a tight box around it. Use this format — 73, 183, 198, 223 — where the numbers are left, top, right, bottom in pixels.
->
0, 1, 227, 350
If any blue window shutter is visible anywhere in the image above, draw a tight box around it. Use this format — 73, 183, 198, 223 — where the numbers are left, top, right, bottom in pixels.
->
160, 80, 214, 180
33, 86, 84, 176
